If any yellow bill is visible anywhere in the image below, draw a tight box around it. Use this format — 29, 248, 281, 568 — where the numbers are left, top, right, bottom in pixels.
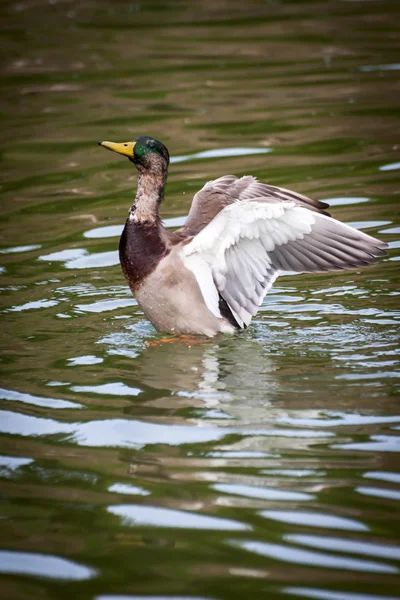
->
98, 140, 136, 158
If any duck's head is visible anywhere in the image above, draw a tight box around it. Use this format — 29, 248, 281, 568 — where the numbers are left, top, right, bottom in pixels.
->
98, 135, 169, 172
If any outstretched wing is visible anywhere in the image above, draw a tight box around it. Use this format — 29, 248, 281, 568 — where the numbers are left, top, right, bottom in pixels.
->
180, 200, 387, 328
175, 175, 330, 239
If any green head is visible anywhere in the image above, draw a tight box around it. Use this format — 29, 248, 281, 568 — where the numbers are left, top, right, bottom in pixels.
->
98, 135, 170, 168
133, 136, 170, 165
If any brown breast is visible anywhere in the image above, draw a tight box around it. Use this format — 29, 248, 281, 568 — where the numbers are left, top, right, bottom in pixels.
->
119, 218, 170, 292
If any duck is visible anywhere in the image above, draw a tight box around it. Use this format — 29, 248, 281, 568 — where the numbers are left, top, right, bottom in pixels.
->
98, 135, 387, 337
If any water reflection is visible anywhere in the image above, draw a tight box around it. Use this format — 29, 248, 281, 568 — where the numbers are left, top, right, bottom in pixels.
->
96, 596, 213, 600
356, 486, 400, 501
67, 354, 103, 365
108, 504, 250, 531
108, 482, 150, 496
260, 511, 368, 531
0, 455, 33, 472
229, 539, 397, 573
0, 409, 231, 448
170, 146, 272, 164
379, 161, 400, 171
102, 328, 279, 408
0, 386, 82, 409
213, 483, 313, 501
285, 534, 400, 561
70, 382, 141, 396
285, 588, 400, 600
8, 298, 59, 312
0, 550, 96, 580
364, 471, 400, 484
320, 197, 369, 207
0, 245, 41, 254
360, 63, 400, 72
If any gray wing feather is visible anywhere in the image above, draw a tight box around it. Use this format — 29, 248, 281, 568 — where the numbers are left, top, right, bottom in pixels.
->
181, 185, 387, 330
178, 175, 330, 238
223, 210, 387, 325
223, 239, 279, 327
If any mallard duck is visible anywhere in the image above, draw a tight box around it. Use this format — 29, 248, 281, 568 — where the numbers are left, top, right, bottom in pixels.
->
98, 136, 387, 337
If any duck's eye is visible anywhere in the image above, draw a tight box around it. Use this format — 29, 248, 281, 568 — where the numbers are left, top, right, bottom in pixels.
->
148, 141, 156, 149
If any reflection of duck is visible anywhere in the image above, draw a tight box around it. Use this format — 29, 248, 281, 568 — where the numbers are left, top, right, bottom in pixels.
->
99, 136, 387, 337
128, 332, 278, 415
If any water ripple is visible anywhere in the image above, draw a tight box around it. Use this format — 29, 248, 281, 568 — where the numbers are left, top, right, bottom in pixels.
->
74, 298, 137, 313
108, 504, 250, 531
0, 387, 82, 409
67, 355, 103, 366
0, 410, 231, 448
229, 539, 397, 573
108, 483, 150, 496
170, 147, 272, 164
333, 435, 400, 453
213, 483, 314, 501
0, 244, 41, 254
285, 587, 400, 600
363, 471, 400, 484
278, 412, 400, 428
285, 534, 400, 560
0, 455, 34, 471
260, 510, 368, 531
0, 550, 96, 580
70, 382, 141, 396
356, 486, 400, 501
7, 299, 58, 312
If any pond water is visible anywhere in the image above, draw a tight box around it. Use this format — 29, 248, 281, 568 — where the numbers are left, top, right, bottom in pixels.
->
1, 1, 399, 599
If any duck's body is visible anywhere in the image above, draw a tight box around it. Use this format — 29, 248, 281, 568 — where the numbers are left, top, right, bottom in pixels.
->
99, 136, 387, 337
125, 240, 236, 336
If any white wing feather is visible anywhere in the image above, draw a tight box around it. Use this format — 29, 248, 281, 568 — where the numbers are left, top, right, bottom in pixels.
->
180, 200, 386, 329
182, 253, 222, 319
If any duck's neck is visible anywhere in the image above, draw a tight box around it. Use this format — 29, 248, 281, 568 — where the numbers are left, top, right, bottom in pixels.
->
120, 165, 169, 290
129, 165, 167, 224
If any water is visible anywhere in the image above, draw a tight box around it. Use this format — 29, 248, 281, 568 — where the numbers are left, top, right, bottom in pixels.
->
1, 0, 399, 598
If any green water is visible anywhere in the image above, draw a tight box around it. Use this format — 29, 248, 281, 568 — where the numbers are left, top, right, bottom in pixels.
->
1, 1, 400, 599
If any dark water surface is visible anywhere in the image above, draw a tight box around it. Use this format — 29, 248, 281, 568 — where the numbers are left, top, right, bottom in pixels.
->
1, 1, 400, 599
